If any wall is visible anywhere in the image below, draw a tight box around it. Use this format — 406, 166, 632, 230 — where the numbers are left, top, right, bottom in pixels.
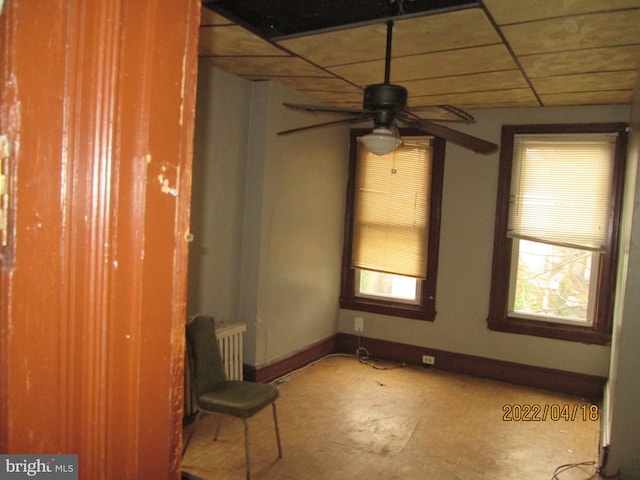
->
252, 81, 349, 365
602, 83, 640, 477
188, 64, 252, 322
189, 65, 348, 366
338, 105, 631, 377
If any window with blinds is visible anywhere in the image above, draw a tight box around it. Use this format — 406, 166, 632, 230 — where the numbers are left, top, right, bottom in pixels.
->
487, 123, 627, 344
352, 140, 432, 279
507, 133, 619, 325
340, 129, 444, 321
508, 134, 617, 252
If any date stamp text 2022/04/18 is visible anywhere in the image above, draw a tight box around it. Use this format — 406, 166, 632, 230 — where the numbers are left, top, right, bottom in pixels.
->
502, 403, 600, 422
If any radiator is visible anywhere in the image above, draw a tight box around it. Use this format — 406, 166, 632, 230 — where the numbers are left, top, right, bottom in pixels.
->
215, 321, 247, 381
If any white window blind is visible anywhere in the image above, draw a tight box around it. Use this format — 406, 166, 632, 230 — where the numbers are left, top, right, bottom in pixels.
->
508, 133, 617, 252
352, 139, 432, 278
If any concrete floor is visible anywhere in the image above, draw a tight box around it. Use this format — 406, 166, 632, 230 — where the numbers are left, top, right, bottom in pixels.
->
182, 355, 601, 480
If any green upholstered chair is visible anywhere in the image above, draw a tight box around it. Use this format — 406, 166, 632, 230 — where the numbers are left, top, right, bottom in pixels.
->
186, 314, 282, 480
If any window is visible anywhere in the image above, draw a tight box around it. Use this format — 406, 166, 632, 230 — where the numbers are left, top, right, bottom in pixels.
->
488, 123, 627, 344
340, 129, 444, 320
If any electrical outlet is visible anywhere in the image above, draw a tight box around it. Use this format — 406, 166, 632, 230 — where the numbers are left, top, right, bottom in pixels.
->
422, 354, 435, 365
354, 316, 364, 333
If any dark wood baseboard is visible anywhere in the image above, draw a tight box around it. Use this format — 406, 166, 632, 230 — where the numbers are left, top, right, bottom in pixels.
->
246, 333, 606, 400
244, 334, 339, 384
335, 334, 606, 399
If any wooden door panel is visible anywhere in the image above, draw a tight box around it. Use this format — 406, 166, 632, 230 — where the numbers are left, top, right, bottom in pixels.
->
0, 1, 199, 478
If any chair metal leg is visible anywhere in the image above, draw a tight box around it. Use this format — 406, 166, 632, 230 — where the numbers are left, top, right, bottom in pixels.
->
272, 402, 283, 458
210, 406, 280, 480
243, 418, 251, 480
213, 414, 223, 441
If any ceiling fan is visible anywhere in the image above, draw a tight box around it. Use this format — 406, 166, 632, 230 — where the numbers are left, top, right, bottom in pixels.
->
277, 20, 499, 156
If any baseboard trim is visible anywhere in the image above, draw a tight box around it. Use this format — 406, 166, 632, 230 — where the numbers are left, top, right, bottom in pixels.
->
336, 333, 606, 399
246, 333, 605, 399
244, 334, 339, 384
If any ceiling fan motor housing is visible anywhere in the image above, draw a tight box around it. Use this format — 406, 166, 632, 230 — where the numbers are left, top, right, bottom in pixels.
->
363, 83, 408, 126
363, 84, 408, 110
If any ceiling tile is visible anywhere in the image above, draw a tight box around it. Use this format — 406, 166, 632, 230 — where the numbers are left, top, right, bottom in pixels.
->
389, 44, 519, 81
201, 56, 334, 78
540, 90, 633, 106
298, 90, 364, 105
399, 70, 530, 97
519, 45, 640, 78
501, 10, 640, 55
199, 25, 287, 57
531, 71, 637, 94
330, 44, 518, 86
483, 0, 640, 25
271, 77, 362, 93
277, 23, 386, 67
409, 89, 540, 108
390, 8, 502, 57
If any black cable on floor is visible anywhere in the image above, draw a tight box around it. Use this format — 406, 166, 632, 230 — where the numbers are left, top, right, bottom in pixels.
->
271, 345, 403, 385
551, 461, 597, 479
355, 336, 402, 370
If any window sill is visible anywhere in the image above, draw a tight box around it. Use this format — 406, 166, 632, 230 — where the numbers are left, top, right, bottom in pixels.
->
340, 297, 435, 321
487, 315, 611, 345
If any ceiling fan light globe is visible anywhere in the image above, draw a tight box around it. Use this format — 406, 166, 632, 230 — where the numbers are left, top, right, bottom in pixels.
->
359, 127, 402, 156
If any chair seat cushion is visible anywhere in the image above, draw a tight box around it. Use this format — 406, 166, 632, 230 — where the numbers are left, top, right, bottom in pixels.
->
198, 381, 279, 418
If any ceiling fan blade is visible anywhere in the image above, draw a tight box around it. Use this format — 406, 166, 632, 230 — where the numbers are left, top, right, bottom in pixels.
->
283, 102, 367, 115
277, 114, 373, 136
398, 114, 498, 155
405, 105, 475, 124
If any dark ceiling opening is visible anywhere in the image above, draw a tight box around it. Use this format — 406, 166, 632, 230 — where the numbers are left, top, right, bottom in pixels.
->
203, 0, 479, 39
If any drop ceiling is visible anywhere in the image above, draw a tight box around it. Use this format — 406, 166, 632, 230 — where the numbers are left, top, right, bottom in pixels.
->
199, 0, 640, 111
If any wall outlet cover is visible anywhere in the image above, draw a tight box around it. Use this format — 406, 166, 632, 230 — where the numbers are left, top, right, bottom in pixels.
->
422, 354, 435, 365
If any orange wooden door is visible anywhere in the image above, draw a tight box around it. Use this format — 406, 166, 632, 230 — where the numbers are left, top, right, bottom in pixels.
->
0, 1, 199, 478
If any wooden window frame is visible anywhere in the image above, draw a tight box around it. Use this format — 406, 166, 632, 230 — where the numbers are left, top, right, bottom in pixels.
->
487, 123, 628, 344
340, 128, 445, 321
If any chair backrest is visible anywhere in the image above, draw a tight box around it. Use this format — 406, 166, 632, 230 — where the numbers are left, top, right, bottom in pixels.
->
186, 314, 228, 398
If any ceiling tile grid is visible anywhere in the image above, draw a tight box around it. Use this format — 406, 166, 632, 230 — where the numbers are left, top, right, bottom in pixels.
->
199, 0, 640, 111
